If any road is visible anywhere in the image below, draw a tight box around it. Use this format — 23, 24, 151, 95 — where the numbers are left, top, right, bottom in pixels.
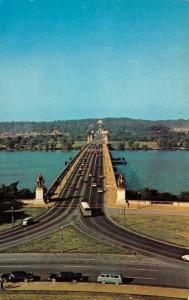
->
0, 143, 94, 250
0, 253, 188, 289
76, 143, 188, 261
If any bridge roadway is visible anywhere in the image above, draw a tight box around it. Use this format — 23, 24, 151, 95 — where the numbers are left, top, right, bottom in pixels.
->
0, 143, 188, 259
0, 143, 95, 250
76, 144, 188, 261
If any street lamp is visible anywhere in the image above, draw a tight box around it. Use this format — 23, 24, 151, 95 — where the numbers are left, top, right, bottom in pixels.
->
137, 191, 140, 209
11, 205, 14, 225
60, 226, 63, 253
123, 205, 126, 227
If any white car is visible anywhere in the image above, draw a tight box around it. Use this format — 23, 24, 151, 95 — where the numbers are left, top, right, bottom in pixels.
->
182, 254, 189, 262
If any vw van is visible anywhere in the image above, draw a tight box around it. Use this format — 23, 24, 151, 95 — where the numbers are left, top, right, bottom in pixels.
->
97, 272, 123, 285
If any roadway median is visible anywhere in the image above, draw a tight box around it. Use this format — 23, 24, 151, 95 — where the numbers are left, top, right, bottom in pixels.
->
1, 282, 189, 299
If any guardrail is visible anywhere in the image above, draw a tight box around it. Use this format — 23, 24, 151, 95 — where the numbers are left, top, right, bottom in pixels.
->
47, 144, 89, 198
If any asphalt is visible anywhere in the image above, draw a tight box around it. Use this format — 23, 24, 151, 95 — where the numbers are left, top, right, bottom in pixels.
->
0, 253, 188, 289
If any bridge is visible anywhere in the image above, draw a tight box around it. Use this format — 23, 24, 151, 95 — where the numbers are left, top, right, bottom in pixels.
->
0, 132, 189, 289
0, 137, 188, 259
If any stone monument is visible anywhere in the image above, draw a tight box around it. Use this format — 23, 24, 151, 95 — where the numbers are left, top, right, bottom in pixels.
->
35, 174, 45, 203
116, 174, 126, 204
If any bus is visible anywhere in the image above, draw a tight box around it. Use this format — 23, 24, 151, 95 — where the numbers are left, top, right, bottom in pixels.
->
80, 201, 92, 217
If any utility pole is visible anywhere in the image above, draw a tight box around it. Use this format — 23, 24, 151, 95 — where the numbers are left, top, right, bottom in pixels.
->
11, 205, 14, 225
60, 226, 63, 253
123, 206, 126, 227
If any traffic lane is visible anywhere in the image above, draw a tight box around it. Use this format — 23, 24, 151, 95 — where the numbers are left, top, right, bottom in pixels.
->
0, 259, 188, 288
82, 214, 187, 260
0, 144, 92, 240
0, 158, 87, 248
77, 149, 97, 203
0, 145, 89, 239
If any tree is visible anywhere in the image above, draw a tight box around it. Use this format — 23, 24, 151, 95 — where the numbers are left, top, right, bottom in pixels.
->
157, 138, 168, 150
118, 142, 125, 150
179, 191, 189, 202
128, 140, 134, 149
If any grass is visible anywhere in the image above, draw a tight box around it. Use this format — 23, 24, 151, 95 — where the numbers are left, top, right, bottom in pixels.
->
4, 225, 134, 254
0, 207, 48, 232
111, 215, 189, 247
73, 140, 87, 149
0, 292, 181, 300
109, 141, 159, 150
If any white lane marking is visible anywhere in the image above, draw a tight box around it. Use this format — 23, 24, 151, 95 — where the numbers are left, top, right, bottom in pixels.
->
131, 276, 156, 280
1, 258, 96, 261
127, 268, 158, 272
0, 265, 30, 268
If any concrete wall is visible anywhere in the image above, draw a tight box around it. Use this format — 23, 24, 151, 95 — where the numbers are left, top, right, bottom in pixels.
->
129, 200, 189, 207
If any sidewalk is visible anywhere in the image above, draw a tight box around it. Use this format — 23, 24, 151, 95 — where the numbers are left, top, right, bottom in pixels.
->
2, 282, 189, 298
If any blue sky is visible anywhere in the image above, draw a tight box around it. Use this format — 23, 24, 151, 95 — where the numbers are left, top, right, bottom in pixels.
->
0, 0, 189, 121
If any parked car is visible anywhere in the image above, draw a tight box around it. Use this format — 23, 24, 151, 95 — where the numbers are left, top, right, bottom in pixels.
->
2, 271, 35, 282
97, 272, 123, 285
48, 272, 83, 282
182, 254, 189, 262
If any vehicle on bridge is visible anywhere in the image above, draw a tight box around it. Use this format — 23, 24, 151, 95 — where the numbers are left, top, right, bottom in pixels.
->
80, 201, 92, 216
97, 272, 123, 285
97, 187, 104, 193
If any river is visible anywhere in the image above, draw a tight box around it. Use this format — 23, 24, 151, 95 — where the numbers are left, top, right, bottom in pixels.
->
0, 150, 188, 194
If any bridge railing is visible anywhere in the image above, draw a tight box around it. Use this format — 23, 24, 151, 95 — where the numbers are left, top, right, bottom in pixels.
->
47, 143, 89, 198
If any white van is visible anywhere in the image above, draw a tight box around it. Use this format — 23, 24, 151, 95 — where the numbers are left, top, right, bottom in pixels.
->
22, 217, 34, 226
97, 272, 123, 285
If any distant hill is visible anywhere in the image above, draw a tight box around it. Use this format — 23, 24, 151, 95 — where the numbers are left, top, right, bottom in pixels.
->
0, 118, 189, 140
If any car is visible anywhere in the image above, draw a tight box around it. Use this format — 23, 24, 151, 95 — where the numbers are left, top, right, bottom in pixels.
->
92, 182, 97, 187
97, 272, 123, 285
97, 188, 104, 193
88, 173, 93, 177
182, 254, 189, 262
48, 272, 83, 282
99, 175, 104, 179
2, 271, 35, 282
22, 217, 34, 226
69, 185, 75, 191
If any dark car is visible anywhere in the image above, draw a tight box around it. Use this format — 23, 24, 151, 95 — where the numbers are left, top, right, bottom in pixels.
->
2, 271, 34, 282
48, 272, 83, 282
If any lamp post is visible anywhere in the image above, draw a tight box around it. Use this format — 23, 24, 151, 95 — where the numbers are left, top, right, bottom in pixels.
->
60, 226, 63, 253
137, 191, 140, 209
123, 205, 126, 227
11, 205, 14, 225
